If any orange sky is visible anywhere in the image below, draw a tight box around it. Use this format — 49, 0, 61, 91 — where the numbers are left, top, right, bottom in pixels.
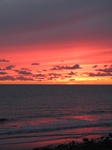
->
0, 0, 112, 84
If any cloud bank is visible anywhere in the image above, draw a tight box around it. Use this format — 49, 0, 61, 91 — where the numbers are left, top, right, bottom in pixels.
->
0, 0, 112, 47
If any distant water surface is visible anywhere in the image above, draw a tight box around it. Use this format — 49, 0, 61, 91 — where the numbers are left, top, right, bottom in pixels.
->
0, 85, 112, 149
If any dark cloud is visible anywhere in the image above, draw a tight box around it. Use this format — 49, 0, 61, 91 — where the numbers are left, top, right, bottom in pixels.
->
21, 68, 31, 71
33, 73, 45, 78
33, 73, 46, 81
51, 64, 81, 70
0, 75, 15, 80
88, 72, 112, 77
16, 76, 34, 81
31, 63, 40, 65
0, 59, 10, 62
63, 75, 72, 78
0, 71, 8, 75
0, 75, 34, 81
92, 65, 98, 68
14, 69, 32, 75
50, 67, 57, 71
96, 67, 112, 73
0, 0, 111, 47
48, 73, 61, 77
47, 73, 61, 80
68, 71, 75, 76
5, 65, 15, 70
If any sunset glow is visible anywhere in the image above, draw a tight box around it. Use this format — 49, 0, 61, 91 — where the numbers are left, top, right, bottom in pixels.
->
0, 0, 112, 84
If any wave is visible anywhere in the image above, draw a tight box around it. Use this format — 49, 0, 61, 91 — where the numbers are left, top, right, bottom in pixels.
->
0, 130, 111, 146
0, 109, 111, 124
0, 122, 112, 136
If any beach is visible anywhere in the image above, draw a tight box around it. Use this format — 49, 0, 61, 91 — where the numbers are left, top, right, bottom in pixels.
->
33, 137, 112, 150
33, 134, 112, 150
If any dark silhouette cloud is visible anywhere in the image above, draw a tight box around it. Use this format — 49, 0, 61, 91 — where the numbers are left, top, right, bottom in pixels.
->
50, 67, 57, 71
0, 59, 10, 62
0, 75, 34, 81
14, 69, 32, 75
33, 73, 46, 81
48, 73, 61, 77
31, 63, 40, 65
0, 75, 15, 80
96, 67, 112, 73
50, 64, 81, 70
16, 76, 34, 81
68, 71, 75, 75
0, 71, 8, 75
92, 65, 98, 68
33, 73, 45, 78
5, 65, 15, 70
0, 65, 15, 70
89, 72, 111, 77
47, 73, 61, 80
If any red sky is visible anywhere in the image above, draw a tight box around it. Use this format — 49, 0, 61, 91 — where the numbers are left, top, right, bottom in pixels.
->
0, 0, 112, 84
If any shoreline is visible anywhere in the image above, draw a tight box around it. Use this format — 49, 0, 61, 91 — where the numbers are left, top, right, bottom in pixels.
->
32, 134, 112, 150
0, 134, 112, 150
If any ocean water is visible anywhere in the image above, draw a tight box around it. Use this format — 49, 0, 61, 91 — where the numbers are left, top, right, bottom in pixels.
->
0, 85, 112, 149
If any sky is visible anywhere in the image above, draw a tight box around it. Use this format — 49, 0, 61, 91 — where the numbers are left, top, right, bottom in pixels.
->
0, 0, 112, 84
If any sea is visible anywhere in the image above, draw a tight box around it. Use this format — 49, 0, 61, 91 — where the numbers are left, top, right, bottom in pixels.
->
0, 85, 112, 150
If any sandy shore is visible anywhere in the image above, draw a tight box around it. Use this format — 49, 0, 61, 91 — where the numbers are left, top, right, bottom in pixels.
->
32, 134, 112, 150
